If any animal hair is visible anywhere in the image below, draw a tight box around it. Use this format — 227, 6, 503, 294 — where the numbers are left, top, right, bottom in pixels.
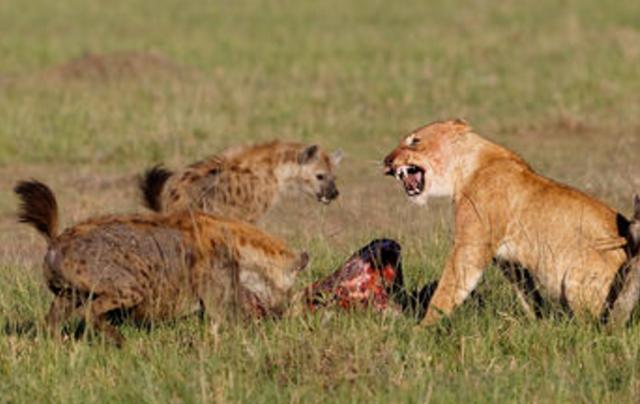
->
139, 165, 173, 212
14, 180, 59, 242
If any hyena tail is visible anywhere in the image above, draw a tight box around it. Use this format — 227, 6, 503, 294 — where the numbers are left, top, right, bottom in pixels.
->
14, 180, 60, 243
139, 165, 173, 212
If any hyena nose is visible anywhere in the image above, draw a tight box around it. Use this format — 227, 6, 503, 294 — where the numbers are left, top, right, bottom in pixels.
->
325, 182, 339, 200
297, 252, 310, 271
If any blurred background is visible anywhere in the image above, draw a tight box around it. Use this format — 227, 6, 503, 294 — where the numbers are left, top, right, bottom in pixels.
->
1, 0, 639, 267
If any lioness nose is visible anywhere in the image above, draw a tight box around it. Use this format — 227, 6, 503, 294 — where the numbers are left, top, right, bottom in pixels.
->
383, 154, 396, 175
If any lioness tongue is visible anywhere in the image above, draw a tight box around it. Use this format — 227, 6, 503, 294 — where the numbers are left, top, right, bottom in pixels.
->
404, 171, 422, 190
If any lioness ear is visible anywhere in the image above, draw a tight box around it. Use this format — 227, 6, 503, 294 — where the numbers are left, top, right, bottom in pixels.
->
298, 145, 319, 165
452, 118, 471, 135
634, 194, 640, 221
331, 149, 344, 166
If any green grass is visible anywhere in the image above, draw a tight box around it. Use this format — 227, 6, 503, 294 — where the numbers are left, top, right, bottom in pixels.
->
3, 263, 640, 402
1, 0, 640, 402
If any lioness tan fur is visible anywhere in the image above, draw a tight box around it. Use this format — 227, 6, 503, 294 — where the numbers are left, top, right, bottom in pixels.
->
383, 119, 637, 326
15, 180, 308, 346
140, 141, 342, 223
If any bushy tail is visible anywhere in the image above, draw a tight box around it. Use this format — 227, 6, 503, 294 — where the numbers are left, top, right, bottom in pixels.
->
139, 165, 173, 212
14, 180, 59, 243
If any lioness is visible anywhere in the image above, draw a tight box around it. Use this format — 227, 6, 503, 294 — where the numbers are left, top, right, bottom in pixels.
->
15, 180, 308, 346
383, 119, 637, 326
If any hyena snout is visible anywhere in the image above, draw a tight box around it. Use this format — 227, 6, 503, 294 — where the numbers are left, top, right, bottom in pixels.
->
296, 252, 310, 272
319, 181, 339, 204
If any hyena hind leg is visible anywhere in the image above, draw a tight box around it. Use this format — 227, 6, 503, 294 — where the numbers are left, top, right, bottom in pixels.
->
607, 257, 640, 328
45, 295, 76, 340
73, 292, 143, 348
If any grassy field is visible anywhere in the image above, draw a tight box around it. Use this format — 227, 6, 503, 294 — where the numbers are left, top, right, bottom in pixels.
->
1, 0, 640, 402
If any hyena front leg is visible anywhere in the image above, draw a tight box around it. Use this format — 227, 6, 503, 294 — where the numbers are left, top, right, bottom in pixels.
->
198, 279, 230, 325
197, 253, 238, 325
420, 241, 493, 327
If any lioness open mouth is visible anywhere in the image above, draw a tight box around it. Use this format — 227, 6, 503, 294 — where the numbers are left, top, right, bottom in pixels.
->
395, 165, 425, 197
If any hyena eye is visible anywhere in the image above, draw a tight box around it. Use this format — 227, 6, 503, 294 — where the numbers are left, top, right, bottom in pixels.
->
315, 174, 325, 181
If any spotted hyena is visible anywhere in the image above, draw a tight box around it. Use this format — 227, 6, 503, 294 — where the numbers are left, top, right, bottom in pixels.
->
15, 180, 308, 347
139, 140, 343, 223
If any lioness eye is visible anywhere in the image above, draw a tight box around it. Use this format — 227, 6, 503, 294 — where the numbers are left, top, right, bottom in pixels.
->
405, 135, 420, 146
316, 174, 325, 181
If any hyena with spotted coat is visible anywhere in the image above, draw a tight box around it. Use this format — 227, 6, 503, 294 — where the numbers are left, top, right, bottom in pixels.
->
140, 141, 342, 223
15, 180, 308, 347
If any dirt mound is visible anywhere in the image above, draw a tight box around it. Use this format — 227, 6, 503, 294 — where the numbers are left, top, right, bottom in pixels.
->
41, 50, 194, 82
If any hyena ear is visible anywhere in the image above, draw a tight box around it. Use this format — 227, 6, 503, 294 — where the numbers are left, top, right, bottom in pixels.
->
331, 149, 344, 166
633, 194, 640, 221
298, 145, 319, 165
